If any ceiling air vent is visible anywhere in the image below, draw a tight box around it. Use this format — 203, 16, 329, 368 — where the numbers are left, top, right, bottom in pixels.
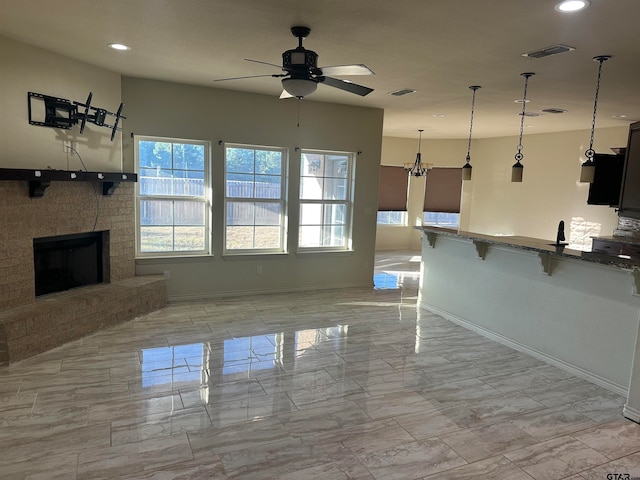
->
389, 88, 417, 97
542, 108, 567, 114
522, 44, 575, 59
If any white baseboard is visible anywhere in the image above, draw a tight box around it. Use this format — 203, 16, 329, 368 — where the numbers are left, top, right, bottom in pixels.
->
623, 405, 640, 423
168, 281, 372, 303
421, 301, 629, 397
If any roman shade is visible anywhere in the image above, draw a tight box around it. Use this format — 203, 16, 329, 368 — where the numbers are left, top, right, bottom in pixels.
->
423, 167, 463, 213
378, 165, 408, 211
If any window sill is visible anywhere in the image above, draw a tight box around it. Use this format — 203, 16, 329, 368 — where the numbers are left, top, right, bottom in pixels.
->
221, 252, 289, 261
295, 249, 354, 257
135, 254, 213, 265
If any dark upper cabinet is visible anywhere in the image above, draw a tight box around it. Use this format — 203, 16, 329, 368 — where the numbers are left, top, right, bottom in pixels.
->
587, 153, 625, 206
618, 121, 640, 218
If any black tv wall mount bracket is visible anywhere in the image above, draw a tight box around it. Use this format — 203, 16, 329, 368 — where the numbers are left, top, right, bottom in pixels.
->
27, 91, 125, 141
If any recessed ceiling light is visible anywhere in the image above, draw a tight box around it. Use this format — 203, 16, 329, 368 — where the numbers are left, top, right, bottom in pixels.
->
554, 0, 590, 12
433, 113, 445, 118
514, 99, 531, 104
108, 43, 131, 51
612, 114, 628, 119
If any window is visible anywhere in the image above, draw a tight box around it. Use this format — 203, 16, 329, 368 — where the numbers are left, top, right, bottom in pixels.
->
299, 150, 354, 249
224, 145, 287, 253
423, 167, 462, 229
377, 165, 408, 226
377, 211, 407, 225
136, 137, 210, 256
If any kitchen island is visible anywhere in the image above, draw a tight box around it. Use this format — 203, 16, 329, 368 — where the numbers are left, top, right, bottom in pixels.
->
417, 226, 640, 423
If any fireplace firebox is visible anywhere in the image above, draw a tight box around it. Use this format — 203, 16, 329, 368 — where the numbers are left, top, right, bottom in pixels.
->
33, 231, 109, 296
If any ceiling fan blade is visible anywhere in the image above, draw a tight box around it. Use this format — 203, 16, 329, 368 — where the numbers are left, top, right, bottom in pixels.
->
320, 77, 374, 96
214, 73, 285, 82
320, 64, 375, 76
244, 59, 283, 69
279, 90, 294, 99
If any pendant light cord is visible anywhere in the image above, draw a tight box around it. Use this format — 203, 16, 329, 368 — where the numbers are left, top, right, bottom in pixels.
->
466, 86, 480, 162
515, 73, 534, 162
586, 56, 610, 159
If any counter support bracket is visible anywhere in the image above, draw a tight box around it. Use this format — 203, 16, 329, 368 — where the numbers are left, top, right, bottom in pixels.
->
473, 240, 488, 260
538, 252, 557, 276
425, 232, 437, 248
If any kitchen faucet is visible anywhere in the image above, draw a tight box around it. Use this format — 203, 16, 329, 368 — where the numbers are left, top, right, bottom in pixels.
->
556, 220, 565, 246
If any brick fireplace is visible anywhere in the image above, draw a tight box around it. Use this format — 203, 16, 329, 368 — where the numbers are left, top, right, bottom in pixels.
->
0, 178, 166, 364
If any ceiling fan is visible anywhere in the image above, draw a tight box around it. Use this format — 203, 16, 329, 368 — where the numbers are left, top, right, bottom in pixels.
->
214, 26, 374, 99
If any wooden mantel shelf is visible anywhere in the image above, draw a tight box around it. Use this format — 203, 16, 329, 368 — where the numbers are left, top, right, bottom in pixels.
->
0, 168, 137, 197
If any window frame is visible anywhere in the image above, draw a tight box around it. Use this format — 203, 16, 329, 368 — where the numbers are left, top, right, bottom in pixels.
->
298, 149, 355, 252
223, 143, 288, 255
134, 135, 211, 258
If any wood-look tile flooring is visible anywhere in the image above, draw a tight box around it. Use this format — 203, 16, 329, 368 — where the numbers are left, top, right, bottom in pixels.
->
2, 252, 639, 479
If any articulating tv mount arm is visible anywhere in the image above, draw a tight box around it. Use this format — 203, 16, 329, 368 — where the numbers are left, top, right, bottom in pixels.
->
27, 91, 125, 141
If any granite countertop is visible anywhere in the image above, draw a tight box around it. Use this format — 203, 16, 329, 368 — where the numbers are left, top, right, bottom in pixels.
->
592, 235, 640, 246
416, 226, 640, 269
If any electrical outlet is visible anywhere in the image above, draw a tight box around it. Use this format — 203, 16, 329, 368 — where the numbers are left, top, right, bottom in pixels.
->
256, 266, 263, 275
163, 270, 171, 279
63, 140, 71, 152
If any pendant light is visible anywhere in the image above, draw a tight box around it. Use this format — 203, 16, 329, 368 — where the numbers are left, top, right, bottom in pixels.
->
580, 55, 612, 183
404, 129, 432, 177
512, 73, 535, 182
462, 86, 481, 181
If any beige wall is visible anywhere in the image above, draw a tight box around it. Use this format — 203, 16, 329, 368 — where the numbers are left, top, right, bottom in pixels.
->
379, 126, 629, 251
468, 126, 627, 247
0, 36, 122, 171
122, 77, 384, 300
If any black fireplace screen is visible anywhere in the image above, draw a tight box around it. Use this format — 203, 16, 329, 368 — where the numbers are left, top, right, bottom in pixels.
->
33, 231, 107, 296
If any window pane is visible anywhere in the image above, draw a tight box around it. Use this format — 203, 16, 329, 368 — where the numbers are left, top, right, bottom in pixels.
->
423, 212, 460, 227
140, 200, 173, 225
173, 143, 205, 171
299, 226, 321, 248
377, 211, 406, 225
139, 168, 173, 196
226, 226, 254, 249
226, 148, 255, 174
172, 170, 205, 197
254, 226, 281, 248
139, 141, 172, 169
255, 203, 281, 226
323, 178, 347, 200
255, 150, 282, 175
226, 176, 254, 198
301, 154, 323, 176
323, 226, 345, 246
255, 175, 281, 199
325, 156, 349, 178
300, 203, 322, 225
227, 202, 255, 226
174, 201, 205, 226
300, 177, 323, 200
174, 226, 205, 251
140, 226, 173, 252
324, 204, 346, 225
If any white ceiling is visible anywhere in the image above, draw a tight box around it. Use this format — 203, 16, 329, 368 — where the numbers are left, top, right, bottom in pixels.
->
2, 0, 639, 139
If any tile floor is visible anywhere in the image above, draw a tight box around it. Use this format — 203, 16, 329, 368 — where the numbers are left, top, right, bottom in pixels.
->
1, 251, 640, 479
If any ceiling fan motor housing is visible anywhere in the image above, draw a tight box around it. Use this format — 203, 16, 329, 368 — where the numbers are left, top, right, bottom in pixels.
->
283, 48, 319, 74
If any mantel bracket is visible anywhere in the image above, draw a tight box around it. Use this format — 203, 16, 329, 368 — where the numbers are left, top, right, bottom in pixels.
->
102, 181, 121, 196
29, 180, 51, 198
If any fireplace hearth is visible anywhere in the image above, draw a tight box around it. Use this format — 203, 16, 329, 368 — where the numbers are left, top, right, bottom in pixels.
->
33, 231, 110, 296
